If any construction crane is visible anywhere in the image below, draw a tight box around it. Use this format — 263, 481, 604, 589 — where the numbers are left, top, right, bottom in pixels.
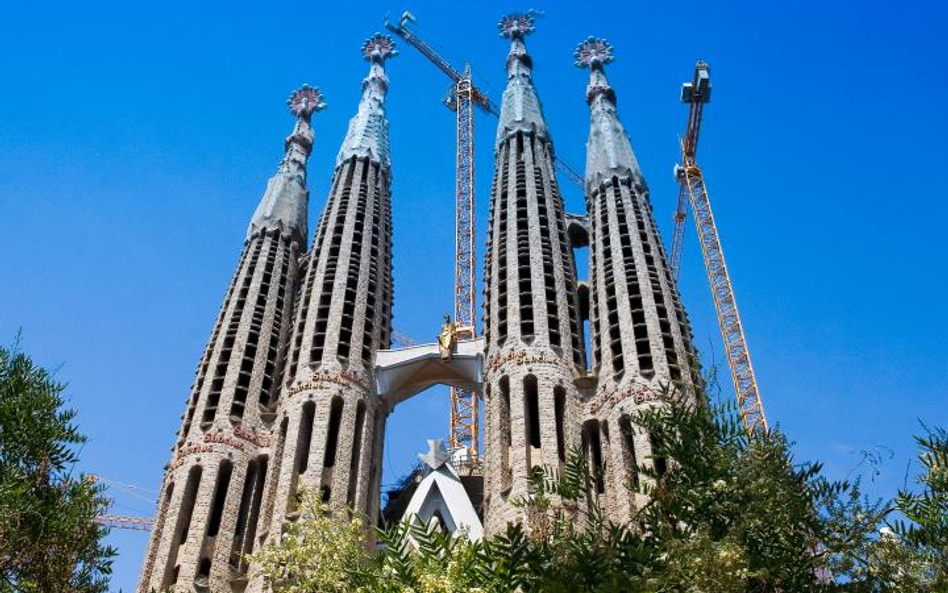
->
668, 62, 711, 280
96, 514, 154, 532
88, 475, 155, 532
391, 328, 420, 348
384, 10, 479, 457
672, 61, 768, 435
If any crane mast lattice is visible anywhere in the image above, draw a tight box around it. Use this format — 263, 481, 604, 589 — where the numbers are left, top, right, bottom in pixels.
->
451, 72, 478, 454
385, 11, 479, 456
674, 61, 767, 435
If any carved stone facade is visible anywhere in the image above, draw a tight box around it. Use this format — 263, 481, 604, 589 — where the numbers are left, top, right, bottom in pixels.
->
577, 37, 701, 522
138, 81, 323, 592
482, 14, 586, 535
139, 21, 702, 593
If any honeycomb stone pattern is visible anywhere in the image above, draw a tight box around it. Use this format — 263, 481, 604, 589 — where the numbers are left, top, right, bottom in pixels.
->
138, 25, 705, 593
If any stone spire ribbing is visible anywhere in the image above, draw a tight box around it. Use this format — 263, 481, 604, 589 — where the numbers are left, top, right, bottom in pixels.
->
577, 38, 701, 522
482, 13, 585, 535
138, 86, 324, 593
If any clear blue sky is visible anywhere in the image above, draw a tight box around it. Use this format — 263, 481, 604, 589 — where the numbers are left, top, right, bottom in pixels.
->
1, 1, 945, 590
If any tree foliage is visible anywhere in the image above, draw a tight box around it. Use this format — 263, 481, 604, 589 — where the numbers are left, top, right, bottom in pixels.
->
0, 340, 115, 593
253, 386, 945, 592
253, 489, 370, 593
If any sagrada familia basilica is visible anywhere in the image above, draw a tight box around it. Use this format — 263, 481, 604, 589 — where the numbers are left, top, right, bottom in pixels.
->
138, 12, 700, 592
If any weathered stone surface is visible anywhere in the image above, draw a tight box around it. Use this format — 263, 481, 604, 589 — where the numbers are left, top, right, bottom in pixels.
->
140, 27, 704, 593
579, 38, 701, 523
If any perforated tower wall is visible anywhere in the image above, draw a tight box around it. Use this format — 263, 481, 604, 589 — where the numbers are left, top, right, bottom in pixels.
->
482, 16, 586, 535
137, 88, 318, 593
254, 37, 397, 581
577, 38, 701, 522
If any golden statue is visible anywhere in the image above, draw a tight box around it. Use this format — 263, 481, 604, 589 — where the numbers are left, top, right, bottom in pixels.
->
438, 314, 457, 361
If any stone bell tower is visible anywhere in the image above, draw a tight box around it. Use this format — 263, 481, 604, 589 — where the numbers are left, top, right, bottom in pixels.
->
138, 84, 324, 593
259, 33, 398, 545
576, 37, 701, 522
481, 12, 586, 535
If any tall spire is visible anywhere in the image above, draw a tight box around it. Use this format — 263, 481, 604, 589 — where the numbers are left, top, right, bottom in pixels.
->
496, 11, 549, 146
575, 37, 644, 193
337, 33, 398, 168
248, 84, 326, 245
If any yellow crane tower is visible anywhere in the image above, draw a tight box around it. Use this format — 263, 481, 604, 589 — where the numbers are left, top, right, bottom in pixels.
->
671, 61, 768, 435
384, 11, 480, 457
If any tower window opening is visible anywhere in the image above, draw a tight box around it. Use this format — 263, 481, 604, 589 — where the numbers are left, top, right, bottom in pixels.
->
197, 558, 211, 579
584, 420, 605, 494
554, 386, 566, 463
619, 415, 639, 490
231, 459, 258, 567
525, 375, 541, 449
514, 149, 534, 339
262, 418, 288, 529
650, 432, 667, 478
311, 160, 356, 366
206, 460, 233, 538
324, 397, 344, 468
347, 401, 366, 507
533, 167, 560, 350
288, 401, 315, 513
244, 456, 267, 557
160, 465, 202, 589
499, 376, 512, 491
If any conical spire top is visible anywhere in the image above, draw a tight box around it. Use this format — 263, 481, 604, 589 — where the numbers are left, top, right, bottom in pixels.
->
247, 84, 325, 244
576, 38, 643, 192
337, 33, 398, 167
496, 11, 549, 146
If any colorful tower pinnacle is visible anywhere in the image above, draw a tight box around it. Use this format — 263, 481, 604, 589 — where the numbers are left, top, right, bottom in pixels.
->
482, 12, 586, 535
138, 84, 324, 593
260, 33, 398, 550
577, 37, 700, 521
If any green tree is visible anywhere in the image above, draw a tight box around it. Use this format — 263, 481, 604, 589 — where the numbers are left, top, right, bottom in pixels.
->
0, 340, 115, 593
251, 381, 942, 593
888, 425, 948, 590
252, 488, 371, 593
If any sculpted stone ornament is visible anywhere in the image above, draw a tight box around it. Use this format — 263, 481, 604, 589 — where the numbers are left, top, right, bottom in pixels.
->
438, 314, 457, 361
418, 438, 451, 471
287, 84, 327, 119
247, 83, 325, 244
574, 36, 614, 69
497, 11, 538, 38
361, 32, 399, 62
495, 11, 549, 145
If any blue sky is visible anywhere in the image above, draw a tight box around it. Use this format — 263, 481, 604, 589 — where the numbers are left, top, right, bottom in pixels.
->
1, 0, 945, 590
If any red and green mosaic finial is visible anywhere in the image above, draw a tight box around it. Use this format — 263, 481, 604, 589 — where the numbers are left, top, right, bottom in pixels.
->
498, 11, 538, 38
361, 33, 398, 63
287, 84, 326, 119
574, 37, 614, 69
